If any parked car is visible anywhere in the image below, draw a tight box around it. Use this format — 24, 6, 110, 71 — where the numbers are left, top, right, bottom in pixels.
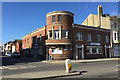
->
11, 52, 21, 57
5, 52, 12, 56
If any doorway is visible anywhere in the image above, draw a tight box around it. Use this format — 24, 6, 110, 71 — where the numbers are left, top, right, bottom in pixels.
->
106, 48, 109, 58
78, 48, 82, 59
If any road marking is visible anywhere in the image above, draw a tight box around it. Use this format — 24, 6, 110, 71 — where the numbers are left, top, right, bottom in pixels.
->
115, 69, 120, 72
9, 68, 18, 70
1, 66, 9, 70
20, 67, 27, 69
117, 65, 120, 67
0, 67, 4, 70
28, 66, 36, 68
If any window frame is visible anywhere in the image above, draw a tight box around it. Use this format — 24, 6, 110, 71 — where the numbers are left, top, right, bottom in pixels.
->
58, 15, 62, 22
52, 15, 56, 22
87, 33, 92, 41
27, 38, 29, 44
97, 35, 101, 42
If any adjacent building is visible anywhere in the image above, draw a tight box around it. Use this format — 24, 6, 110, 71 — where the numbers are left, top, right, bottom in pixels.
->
2, 39, 22, 54
82, 5, 120, 57
22, 10, 111, 60
12, 39, 22, 53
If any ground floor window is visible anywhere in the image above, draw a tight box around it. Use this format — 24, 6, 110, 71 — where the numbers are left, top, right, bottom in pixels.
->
87, 46, 102, 54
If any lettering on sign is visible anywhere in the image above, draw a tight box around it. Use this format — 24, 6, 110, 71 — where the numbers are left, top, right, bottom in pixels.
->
88, 43, 101, 45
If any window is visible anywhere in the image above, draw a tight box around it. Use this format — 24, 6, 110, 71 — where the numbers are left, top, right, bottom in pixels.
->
76, 33, 82, 41
27, 39, 29, 44
40, 34, 42, 41
52, 16, 55, 22
97, 35, 101, 42
92, 47, 97, 53
25, 40, 26, 44
31, 38, 33, 44
87, 47, 91, 54
62, 30, 68, 39
87, 46, 102, 54
48, 30, 52, 39
80, 33, 82, 41
35, 36, 37, 43
118, 33, 119, 41
113, 32, 117, 41
105, 36, 109, 42
87, 33, 91, 41
58, 15, 61, 22
76, 33, 79, 40
54, 30, 59, 39
114, 23, 117, 28
98, 48, 102, 54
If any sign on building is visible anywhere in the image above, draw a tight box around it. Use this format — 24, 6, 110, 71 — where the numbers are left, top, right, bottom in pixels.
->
52, 50, 62, 54
88, 43, 101, 45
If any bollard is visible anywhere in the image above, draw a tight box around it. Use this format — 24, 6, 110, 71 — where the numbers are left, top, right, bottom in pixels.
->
65, 59, 72, 73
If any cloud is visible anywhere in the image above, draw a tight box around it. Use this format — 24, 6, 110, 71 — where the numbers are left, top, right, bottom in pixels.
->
111, 12, 118, 16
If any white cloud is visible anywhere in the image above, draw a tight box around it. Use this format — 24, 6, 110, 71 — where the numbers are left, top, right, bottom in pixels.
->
111, 12, 118, 16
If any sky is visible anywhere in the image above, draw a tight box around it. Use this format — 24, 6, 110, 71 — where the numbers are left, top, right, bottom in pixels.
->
1, 2, 118, 44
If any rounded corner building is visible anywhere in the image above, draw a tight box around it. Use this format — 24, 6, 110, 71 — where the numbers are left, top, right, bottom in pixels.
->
45, 11, 74, 60
22, 9, 111, 60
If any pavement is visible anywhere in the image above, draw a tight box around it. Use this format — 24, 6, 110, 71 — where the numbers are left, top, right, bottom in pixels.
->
42, 58, 118, 63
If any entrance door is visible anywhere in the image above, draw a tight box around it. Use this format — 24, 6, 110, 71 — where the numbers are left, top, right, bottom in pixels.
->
78, 48, 82, 59
106, 48, 109, 58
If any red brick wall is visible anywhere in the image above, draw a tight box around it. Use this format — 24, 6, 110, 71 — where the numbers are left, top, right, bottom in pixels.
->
22, 27, 46, 49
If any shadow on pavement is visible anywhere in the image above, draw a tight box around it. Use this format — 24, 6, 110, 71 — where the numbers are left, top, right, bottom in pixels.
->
1, 56, 42, 66
27, 70, 87, 80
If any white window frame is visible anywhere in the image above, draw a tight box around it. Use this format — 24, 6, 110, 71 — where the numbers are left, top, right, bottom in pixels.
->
97, 35, 101, 42
105, 35, 109, 42
87, 33, 91, 41
80, 33, 82, 41
76, 32, 79, 40
27, 38, 29, 44
114, 23, 117, 29
113, 31, 118, 41
76, 32, 82, 41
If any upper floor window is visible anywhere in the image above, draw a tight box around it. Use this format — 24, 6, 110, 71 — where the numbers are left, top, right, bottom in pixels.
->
40, 34, 42, 41
54, 30, 59, 39
48, 30, 52, 39
25, 40, 26, 44
31, 38, 33, 44
114, 23, 117, 28
87, 33, 91, 41
97, 35, 101, 42
27, 39, 29, 44
76, 33, 79, 40
76, 32, 82, 41
35, 36, 37, 43
113, 32, 119, 41
52, 16, 55, 22
113, 32, 117, 41
105, 35, 109, 42
118, 33, 120, 41
58, 15, 61, 22
62, 30, 68, 39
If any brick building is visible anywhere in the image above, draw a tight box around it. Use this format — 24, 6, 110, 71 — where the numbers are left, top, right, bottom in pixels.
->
82, 5, 120, 57
12, 39, 22, 53
22, 10, 110, 60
